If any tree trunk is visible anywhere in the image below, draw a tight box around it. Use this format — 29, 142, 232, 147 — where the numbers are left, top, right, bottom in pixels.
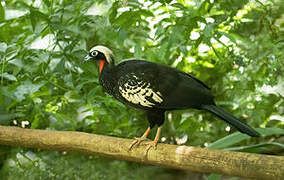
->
0, 126, 283, 180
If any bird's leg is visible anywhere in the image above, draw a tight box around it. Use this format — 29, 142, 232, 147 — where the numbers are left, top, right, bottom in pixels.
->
128, 127, 151, 150
145, 126, 162, 152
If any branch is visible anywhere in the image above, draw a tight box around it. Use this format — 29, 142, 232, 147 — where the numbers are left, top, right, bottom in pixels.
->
0, 126, 283, 179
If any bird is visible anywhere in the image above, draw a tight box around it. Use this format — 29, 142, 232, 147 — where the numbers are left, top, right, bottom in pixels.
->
84, 45, 260, 152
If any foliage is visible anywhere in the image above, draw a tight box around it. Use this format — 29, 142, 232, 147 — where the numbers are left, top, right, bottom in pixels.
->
0, 0, 283, 179
0, 150, 165, 180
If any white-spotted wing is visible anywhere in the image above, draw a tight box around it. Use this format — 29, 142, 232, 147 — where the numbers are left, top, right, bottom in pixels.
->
118, 73, 163, 108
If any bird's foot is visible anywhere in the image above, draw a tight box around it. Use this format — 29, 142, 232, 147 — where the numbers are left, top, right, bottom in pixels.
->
145, 140, 158, 154
128, 137, 148, 151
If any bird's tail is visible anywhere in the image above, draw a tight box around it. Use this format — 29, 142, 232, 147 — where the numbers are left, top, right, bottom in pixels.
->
201, 104, 260, 137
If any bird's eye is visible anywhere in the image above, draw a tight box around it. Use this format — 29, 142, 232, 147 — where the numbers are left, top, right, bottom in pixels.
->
90, 51, 98, 57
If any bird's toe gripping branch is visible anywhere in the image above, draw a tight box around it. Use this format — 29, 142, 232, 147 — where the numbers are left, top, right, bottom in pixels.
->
145, 140, 158, 151
128, 137, 147, 150
145, 126, 162, 154
128, 127, 151, 151
128, 126, 162, 154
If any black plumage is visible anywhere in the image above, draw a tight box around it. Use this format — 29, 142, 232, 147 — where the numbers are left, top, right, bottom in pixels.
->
85, 45, 260, 151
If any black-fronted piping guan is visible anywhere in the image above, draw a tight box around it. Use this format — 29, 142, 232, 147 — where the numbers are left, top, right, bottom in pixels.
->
84, 45, 260, 152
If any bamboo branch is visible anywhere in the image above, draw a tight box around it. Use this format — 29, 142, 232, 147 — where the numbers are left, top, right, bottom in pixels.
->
0, 126, 283, 180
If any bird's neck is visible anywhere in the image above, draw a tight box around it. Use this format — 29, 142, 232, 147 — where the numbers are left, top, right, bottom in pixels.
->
99, 64, 117, 94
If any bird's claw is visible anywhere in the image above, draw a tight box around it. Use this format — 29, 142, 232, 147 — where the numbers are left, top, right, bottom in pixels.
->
128, 137, 147, 151
145, 141, 158, 154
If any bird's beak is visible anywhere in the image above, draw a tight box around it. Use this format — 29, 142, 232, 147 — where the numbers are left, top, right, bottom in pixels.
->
84, 55, 92, 62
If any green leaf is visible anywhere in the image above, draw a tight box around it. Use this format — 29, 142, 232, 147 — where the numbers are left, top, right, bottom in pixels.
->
202, 61, 214, 68
207, 173, 222, 180
194, 35, 203, 49
1, 72, 17, 81
256, 127, 284, 136
218, 32, 237, 44
171, 3, 187, 10
42, 0, 51, 7
138, 10, 154, 17
29, 7, 49, 31
0, 2, 4, 21
8, 59, 24, 68
108, 1, 119, 23
115, 11, 137, 26
29, 8, 37, 31
207, 132, 250, 150
224, 142, 284, 153
0, 42, 7, 53
134, 43, 142, 59
203, 23, 214, 38
12, 80, 45, 102
0, 113, 24, 125
208, 128, 284, 150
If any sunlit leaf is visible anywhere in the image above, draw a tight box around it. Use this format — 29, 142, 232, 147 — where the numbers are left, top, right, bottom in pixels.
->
1, 72, 17, 81
0, 3, 4, 21
202, 61, 214, 68
0, 42, 7, 52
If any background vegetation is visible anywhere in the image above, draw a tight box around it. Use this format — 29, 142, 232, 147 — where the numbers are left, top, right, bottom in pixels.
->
0, 0, 283, 179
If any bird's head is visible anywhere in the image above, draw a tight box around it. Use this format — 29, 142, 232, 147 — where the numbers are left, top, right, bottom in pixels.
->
85, 45, 114, 73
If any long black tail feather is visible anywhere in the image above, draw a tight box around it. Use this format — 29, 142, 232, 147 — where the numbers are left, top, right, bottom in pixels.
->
201, 104, 260, 137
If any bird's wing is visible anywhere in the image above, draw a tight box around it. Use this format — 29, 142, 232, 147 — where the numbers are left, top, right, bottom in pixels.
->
117, 71, 164, 108
115, 60, 213, 110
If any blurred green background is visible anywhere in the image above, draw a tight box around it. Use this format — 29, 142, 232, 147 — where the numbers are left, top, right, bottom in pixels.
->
0, 0, 283, 179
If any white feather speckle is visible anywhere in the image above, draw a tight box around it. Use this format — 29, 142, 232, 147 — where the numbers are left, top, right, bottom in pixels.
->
118, 75, 163, 107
